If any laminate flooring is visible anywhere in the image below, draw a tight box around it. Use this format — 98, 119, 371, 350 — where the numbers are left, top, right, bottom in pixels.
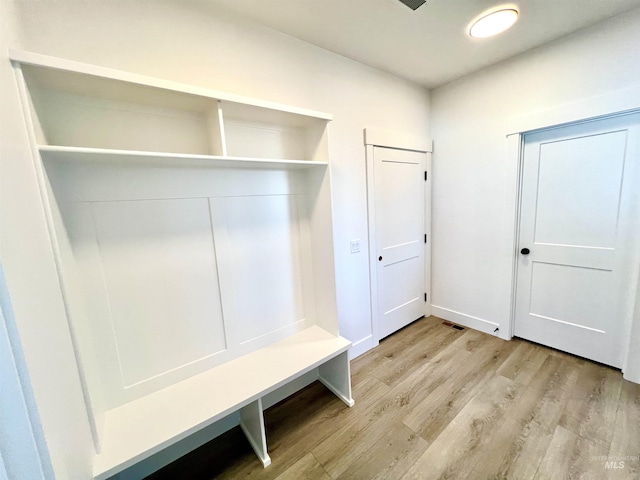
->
146, 316, 640, 479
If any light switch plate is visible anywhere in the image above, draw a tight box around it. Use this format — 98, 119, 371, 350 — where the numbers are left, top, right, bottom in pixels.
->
350, 239, 360, 254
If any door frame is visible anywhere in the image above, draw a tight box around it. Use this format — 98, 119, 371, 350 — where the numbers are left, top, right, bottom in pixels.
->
363, 128, 432, 347
504, 85, 640, 380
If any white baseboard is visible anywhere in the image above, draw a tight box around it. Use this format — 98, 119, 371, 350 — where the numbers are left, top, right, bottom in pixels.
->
431, 305, 507, 340
349, 334, 377, 359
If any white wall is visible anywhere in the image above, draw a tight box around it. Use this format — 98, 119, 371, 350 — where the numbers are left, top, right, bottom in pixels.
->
1, 2, 96, 478
0, 264, 52, 480
1, 1, 429, 477
430, 8, 640, 375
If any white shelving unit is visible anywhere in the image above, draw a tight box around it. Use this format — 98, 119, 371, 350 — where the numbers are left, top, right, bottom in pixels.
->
10, 50, 353, 480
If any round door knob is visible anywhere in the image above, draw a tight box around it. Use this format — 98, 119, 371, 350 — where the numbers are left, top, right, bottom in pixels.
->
521, 248, 530, 255
378, 256, 383, 261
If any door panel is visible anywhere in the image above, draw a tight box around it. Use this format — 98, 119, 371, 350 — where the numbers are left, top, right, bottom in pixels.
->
379, 160, 423, 248
529, 262, 612, 332
515, 114, 640, 367
534, 131, 626, 248
374, 147, 426, 339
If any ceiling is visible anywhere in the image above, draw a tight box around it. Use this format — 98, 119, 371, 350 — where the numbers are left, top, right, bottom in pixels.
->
202, 0, 640, 88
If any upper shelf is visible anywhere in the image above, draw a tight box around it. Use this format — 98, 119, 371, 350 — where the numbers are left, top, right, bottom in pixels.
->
9, 49, 332, 123
39, 145, 329, 170
12, 50, 332, 162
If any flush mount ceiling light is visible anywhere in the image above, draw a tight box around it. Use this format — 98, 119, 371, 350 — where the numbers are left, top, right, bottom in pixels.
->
469, 7, 519, 38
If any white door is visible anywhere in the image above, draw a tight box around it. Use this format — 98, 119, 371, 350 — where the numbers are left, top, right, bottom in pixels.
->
515, 114, 640, 367
373, 147, 427, 339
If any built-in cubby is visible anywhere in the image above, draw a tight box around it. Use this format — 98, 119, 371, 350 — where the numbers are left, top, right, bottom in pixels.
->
20, 59, 330, 162
11, 50, 352, 480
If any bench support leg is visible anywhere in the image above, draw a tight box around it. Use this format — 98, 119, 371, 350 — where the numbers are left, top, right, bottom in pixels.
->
240, 398, 271, 467
318, 351, 355, 407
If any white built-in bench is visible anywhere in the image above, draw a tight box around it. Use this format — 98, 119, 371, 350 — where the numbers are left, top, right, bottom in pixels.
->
94, 327, 353, 479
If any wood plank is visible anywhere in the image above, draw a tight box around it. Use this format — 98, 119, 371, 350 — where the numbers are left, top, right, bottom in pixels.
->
525, 355, 583, 434
314, 349, 457, 477
401, 375, 526, 480
273, 453, 330, 480
608, 380, 640, 478
387, 337, 474, 411
265, 377, 381, 454
311, 345, 469, 478
534, 425, 603, 480
450, 326, 502, 353
336, 422, 428, 480
467, 355, 580, 479
374, 316, 442, 359
349, 348, 391, 388
558, 361, 623, 447
496, 341, 550, 385
490, 421, 553, 480
310, 381, 405, 477
402, 331, 519, 443
374, 321, 461, 387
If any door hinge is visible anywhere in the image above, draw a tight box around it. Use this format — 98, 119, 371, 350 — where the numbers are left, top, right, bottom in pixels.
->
424, 234, 427, 244
424, 171, 428, 181
424, 293, 428, 302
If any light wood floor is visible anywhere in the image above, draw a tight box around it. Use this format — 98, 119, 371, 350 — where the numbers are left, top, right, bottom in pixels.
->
147, 316, 640, 479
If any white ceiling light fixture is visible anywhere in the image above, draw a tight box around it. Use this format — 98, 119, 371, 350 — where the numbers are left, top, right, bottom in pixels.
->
468, 6, 519, 38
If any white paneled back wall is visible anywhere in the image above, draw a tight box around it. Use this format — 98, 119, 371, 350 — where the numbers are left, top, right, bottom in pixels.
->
46, 159, 316, 408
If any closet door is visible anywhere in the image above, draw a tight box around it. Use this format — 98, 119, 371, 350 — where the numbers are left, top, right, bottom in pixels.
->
373, 147, 427, 339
